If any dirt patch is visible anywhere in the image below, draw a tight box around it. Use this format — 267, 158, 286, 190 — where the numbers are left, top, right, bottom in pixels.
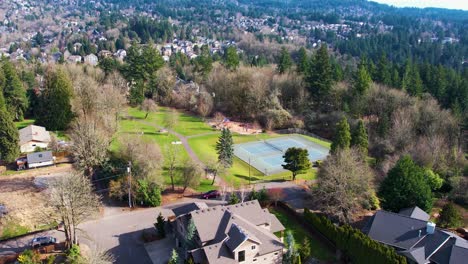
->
208, 119, 262, 135
0, 165, 74, 236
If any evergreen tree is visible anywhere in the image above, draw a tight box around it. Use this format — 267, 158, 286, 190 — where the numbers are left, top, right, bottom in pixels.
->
0, 68, 5, 110
330, 116, 351, 154
375, 54, 392, 86
0, 108, 19, 162
351, 119, 368, 155
438, 203, 462, 228
277, 47, 292, 74
155, 212, 166, 238
378, 155, 433, 212
224, 46, 239, 70
193, 45, 213, 77
129, 81, 145, 106
282, 147, 311, 181
2, 61, 27, 120
305, 44, 333, 109
215, 128, 234, 167
36, 69, 74, 131
297, 47, 308, 73
402, 61, 423, 97
283, 231, 298, 264
185, 219, 197, 250
299, 237, 311, 261
353, 62, 372, 96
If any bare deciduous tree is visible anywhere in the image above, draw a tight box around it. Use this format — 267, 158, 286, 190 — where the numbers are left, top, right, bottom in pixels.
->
140, 98, 158, 119
196, 91, 213, 119
69, 117, 112, 177
48, 173, 101, 248
164, 144, 181, 191
268, 188, 285, 206
163, 109, 179, 131
314, 148, 375, 223
181, 160, 202, 193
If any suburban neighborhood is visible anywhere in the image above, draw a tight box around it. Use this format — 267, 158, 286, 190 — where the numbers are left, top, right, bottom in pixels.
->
0, 0, 468, 264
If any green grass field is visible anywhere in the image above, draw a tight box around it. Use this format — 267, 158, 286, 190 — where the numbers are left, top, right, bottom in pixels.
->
14, 119, 35, 129
122, 107, 329, 188
270, 208, 335, 261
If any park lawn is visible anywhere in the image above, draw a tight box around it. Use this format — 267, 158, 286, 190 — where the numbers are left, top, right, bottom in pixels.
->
127, 107, 214, 137
14, 119, 35, 129
188, 133, 317, 186
270, 208, 335, 262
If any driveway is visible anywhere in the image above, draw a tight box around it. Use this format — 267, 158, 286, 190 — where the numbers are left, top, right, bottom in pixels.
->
0, 198, 226, 264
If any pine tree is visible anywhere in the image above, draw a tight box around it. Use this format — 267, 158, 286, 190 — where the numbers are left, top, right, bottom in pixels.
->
277, 47, 292, 74
185, 219, 197, 250
0, 67, 5, 110
375, 54, 392, 86
36, 69, 74, 131
2, 60, 27, 121
229, 192, 240, 205
0, 108, 19, 162
402, 61, 423, 97
155, 212, 166, 238
306, 44, 333, 109
283, 231, 297, 264
297, 47, 308, 73
353, 62, 372, 96
438, 202, 462, 228
351, 119, 368, 155
215, 128, 234, 167
224, 46, 239, 70
331, 116, 351, 154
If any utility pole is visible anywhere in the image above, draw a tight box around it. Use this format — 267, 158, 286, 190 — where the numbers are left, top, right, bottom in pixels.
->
248, 157, 251, 185
127, 161, 132, 208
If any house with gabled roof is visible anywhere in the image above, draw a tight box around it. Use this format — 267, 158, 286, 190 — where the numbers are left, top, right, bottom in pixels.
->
172, 200, 285, 264
19, 125, 51, 153
363, 206, 468, 264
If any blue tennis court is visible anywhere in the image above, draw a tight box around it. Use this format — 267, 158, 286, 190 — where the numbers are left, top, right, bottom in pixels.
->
233, 135, 329, 175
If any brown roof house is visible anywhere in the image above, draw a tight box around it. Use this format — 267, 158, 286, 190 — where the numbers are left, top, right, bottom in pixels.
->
172, 200, 285, 264
19, 125, 51, 153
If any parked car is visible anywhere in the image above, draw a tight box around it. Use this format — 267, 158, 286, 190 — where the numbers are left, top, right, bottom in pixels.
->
30, 236, 56, 248
201, 190, 220, 199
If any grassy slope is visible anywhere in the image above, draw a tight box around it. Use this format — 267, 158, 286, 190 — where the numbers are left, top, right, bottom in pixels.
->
14, 119, 35, 129
270, 208, 334, 261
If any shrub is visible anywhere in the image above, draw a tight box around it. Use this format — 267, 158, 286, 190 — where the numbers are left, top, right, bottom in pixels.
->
136, 179, 162, 207
228, 192, 240, 205
67, 245, 83, 264
438, 203, 462, 228
155, 212, 166, 238
304, 209, 407, 264
17, 250, 41, 264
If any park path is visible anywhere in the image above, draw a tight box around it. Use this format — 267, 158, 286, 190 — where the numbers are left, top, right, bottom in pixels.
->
128, 117, 226, 186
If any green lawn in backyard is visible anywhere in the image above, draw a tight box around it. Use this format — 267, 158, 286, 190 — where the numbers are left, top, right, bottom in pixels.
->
270, 208, 335, 261
14, 119, 35, 129
0, 220, 30, 240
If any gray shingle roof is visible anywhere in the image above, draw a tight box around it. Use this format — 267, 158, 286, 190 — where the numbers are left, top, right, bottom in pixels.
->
27, 151, 53, 164
19, 125, 51, 145
399, 206, 430, 221
365, 207, 468, 264
172, 202, 208, 217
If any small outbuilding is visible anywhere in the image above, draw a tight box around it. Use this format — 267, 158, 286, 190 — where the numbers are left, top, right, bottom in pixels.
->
27, 151, 54, 169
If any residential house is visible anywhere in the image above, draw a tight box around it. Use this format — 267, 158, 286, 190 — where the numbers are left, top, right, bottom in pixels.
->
84, 54, 98, 66
172, 200, 285, 264
26, 151, 54, 169
67, 55, 82, 64
19, 125, 51, 153
114, 49, 127, 61
98, 50, 112, 58
363, 206, 468, 264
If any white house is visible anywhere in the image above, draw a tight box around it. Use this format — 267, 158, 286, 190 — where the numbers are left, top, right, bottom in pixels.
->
19, 125, 51, 153
84, 54, 98, 66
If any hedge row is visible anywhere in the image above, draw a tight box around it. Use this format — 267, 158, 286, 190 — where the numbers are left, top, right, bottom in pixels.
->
304, 209, 407, 264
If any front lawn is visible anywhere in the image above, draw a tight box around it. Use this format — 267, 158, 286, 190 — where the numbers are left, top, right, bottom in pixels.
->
14, 119, 35, 129
270, 208, 335, 262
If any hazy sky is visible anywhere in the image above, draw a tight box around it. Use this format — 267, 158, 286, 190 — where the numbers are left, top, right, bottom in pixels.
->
372, 0, 468, 11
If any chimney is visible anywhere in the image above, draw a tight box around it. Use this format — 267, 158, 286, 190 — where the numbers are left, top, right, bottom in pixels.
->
426, 222, 436, 235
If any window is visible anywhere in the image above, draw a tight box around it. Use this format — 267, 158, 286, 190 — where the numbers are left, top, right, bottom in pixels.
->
251, 245, 256, 250
253, 259, 257, 262
274, 252, 279, 256
238, 250, 245, 262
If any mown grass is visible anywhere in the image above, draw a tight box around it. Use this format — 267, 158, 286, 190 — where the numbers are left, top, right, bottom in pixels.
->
123, 107, 327, 187
14, 119, 35, 129
270, 208, 335, 261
